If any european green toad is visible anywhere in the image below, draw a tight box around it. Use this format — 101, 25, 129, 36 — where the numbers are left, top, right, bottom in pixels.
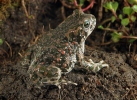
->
21, 9, 109, 89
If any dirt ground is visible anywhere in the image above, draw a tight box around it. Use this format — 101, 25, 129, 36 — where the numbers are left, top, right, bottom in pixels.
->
0, 0, 137, 100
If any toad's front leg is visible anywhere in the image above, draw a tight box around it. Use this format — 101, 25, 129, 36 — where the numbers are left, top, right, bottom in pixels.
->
77, 47, 109, 72
81, 59, 109, 72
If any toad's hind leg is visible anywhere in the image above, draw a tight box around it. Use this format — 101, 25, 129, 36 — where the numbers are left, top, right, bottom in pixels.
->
29, 65, 77, 89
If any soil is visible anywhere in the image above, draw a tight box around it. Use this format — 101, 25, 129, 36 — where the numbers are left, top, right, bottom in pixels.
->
0, 0, 137, 100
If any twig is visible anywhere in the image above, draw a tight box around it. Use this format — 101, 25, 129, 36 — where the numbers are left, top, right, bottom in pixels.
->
121, 36, 137, 39
18, 52, 23, 58
102, 27, 129, 36
5, 41, 12, 57
82, 0, 95, 11
102, 22, 111, 43
74, 0, 78, 6
74, 0, 95, 11
98, 0, 104, 21
61, 0, 95, 12
100, 18, 112, 25
61, 6, 66, 19
21, 0, 29, 18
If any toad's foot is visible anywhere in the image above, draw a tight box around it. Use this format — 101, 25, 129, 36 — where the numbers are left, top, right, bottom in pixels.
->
52, 79, 77, 89
43, 78, 77, 89
82, 59, 109, 72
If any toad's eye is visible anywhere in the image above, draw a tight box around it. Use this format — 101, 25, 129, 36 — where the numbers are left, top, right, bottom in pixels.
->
83, 19, 90, 28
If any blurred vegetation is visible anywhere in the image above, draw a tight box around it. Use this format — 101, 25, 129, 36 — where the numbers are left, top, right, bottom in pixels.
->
0, 0, 21, 45
0, 0, 20, 21
98, 0, 137, 44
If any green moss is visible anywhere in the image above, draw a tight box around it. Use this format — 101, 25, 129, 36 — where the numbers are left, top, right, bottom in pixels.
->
0, 0, 20, 21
